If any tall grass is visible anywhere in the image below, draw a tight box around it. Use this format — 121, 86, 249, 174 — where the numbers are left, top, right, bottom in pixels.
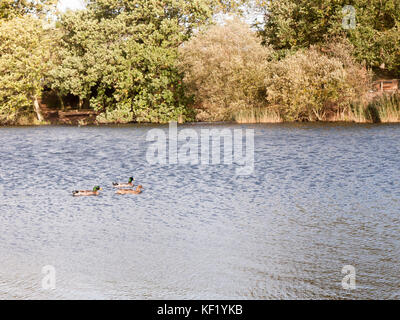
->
370, 93, 400, 123
329, 103, 366, 122
331, 93, 400, 123
7, 114, 49, 126
233, 107, 282, 123
233, 92, 400, 124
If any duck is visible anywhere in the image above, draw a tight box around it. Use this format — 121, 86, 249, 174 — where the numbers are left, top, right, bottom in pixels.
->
112, 177, 135, 188
72, 186, 102, 197
115, 185, 143, 195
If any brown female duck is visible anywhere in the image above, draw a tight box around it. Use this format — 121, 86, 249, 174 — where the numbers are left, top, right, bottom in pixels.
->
115, 185, 143, 195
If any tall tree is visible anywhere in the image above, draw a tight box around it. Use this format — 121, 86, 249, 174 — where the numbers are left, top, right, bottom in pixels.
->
179, 18, 272, 121
258, 0, 400, 75
50, 0, 225, 123
0, 16, 53, 124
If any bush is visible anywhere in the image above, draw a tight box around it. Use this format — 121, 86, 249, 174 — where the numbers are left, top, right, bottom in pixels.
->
179, 18, 273, 121
265, 42, 371, 121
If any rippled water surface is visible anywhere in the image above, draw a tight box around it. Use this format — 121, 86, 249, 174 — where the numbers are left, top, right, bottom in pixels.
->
0, 123, 399, 300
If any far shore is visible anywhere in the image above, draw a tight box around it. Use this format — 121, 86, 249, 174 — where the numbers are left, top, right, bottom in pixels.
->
2, 119, 400, 128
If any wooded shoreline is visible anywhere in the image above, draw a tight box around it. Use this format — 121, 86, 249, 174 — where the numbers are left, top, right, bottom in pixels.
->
1, 1, 400, 126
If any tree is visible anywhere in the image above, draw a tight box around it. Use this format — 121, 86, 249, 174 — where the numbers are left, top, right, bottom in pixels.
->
0, 0, 57, 21
50, 0, 221, 123
264, 42, 371, 121
179, 18, 272, 121
0, 16, 53, 124
258, 0, 400, 75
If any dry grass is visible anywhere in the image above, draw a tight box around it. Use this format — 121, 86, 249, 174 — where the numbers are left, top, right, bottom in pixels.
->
329, 103, 370, 123
233, 92, 400, 124
374, 93, 400, 123
14, 115, 49, 126
329, 93, 400, 123
234, 107, 283, 123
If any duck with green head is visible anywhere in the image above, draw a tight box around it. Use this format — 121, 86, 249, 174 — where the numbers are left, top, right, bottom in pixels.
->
72, 186, 102, 197
113, 177, 134, 188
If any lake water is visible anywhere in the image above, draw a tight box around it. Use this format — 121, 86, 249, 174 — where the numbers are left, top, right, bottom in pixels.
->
0, 123, 399, 300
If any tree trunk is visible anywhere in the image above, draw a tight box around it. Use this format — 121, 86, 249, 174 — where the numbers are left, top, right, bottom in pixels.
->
34, 96, 43, 122
58, 92, 65, 111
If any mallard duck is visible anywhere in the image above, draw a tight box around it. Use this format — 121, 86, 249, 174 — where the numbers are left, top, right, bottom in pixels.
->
112, 177, 135, 188
115, 185, 143, 195
72, 186, 102, 197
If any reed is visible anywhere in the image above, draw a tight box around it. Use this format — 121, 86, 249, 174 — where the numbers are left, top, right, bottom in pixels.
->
234, 107, 283, 124
15, 115, 49, 126
373, 93, 400, 123
233, 94, 400, 124
329, 103, 368, 123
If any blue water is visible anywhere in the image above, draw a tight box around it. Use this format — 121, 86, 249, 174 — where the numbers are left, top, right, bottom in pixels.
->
0, 123, 399, 299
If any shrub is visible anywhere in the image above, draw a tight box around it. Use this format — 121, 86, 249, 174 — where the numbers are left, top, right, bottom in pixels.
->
265, 43, 371, 121
179, 18, 273, 121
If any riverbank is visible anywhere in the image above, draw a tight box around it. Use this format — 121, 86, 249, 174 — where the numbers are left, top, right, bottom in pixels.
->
234, 96, 400, 124
3, 116, 400, 127
2, 91, 400, 127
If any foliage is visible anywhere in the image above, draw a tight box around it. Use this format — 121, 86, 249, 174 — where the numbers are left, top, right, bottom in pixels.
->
258, 0, 400, 75
94, 41, 192, 124
1, 0, 400, 125
179, 18, 272, 121
264, 43, 371, 121
0, 0, 58, 20
0, 16, 53, 124
49, 0, 219, 123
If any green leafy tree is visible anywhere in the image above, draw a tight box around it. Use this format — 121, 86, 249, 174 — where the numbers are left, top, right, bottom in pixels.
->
258, 0, 400, 75
0, 0, 57, 20
50, 0, 225, 123
0, 16, 53, 124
